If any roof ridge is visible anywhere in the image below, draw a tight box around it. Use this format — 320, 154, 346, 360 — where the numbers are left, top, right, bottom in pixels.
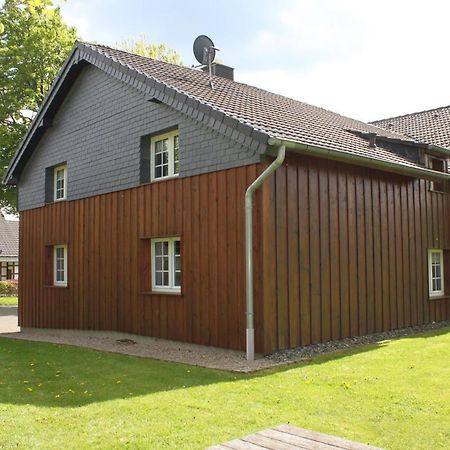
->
371, 104, 450, 124
81, 41, 176, 67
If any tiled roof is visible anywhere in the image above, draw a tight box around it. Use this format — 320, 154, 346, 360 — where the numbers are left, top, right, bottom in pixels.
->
6, 41, 449, 185
0, 214, 19, 259
371, 105, 450, 149
82, 43, 429, 171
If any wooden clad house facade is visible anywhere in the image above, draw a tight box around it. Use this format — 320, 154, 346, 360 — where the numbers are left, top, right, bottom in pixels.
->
5, 42, 450, 354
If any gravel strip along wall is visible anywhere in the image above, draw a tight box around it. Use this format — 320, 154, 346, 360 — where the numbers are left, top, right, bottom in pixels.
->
2, 320, 449, 373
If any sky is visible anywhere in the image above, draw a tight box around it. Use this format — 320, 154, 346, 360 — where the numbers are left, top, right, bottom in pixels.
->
49, 0, 450, 122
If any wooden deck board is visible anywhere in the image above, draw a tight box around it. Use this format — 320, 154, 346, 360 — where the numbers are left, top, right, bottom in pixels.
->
207, 424, 385, 450
221, 439, 265, 450
259, 429, 338, 449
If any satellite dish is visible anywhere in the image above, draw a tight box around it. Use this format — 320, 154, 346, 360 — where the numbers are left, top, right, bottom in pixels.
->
193, 35, 216, 65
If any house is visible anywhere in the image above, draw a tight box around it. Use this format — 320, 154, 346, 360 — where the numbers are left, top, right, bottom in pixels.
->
371, 105, 450, 148
4, 42, 450, 358
0, 212, 19, 281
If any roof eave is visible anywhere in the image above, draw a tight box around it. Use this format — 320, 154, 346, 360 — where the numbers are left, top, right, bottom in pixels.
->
267, 137, 450, 181
3, 42, 266, 185
3, 45, 82, 185
427, 144, 450, 157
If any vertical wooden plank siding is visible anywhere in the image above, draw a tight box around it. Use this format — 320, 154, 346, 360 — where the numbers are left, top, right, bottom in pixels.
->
19, 156, 450, 354
263, 154, 450, 353
19, 165, 265, 352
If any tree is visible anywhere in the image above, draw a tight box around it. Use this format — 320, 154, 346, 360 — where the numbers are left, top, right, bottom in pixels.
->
116, 34, 183, 65
0, 0, 77, 212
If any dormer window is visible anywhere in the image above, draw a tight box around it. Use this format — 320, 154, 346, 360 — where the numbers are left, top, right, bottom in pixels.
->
427, 156, 448, 193
150, 130, 179, 181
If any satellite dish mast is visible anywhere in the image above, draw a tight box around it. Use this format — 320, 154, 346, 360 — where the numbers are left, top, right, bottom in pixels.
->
193, 35, 219, 89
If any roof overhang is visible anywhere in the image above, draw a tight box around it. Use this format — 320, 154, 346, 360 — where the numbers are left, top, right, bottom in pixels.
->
6, 41, 448, 187
267, 138, 450, 181
427, 144, 450, 158
4, 46, 87, 185
4, 42, 265, 186
347, 129, 450, 157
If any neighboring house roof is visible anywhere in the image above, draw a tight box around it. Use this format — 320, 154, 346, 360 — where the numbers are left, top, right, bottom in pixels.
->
0, 213, 19, 259
371, 105, 450, 149
5, 42, 450, 185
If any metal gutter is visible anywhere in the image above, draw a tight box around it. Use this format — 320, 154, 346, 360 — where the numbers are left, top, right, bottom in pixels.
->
245, 145, 286, 361
267, 138, 450, 181
428, 144, 450, 157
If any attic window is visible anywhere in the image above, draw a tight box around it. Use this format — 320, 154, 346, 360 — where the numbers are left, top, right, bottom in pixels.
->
427, 156, 449, 193
150, 130, 180, 181
54, 165, 67, 200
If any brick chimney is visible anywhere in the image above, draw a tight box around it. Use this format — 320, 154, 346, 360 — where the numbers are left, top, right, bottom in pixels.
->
202, 62, 234, 81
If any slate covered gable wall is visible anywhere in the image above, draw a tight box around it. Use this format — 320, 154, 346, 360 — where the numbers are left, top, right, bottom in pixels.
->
18, 64, 261, 211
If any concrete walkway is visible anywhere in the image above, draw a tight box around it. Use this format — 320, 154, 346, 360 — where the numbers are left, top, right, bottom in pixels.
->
0, 306, 19, 333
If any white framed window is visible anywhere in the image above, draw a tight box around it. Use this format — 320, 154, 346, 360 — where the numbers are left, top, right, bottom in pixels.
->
151, 237, 181, 293
54, 165, 67, 201
428, 249, 444, 297
150, 130, 179, 181
54, 245, 68, 287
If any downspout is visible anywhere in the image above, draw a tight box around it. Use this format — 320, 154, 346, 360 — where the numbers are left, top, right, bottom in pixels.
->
245, 145, 286, 361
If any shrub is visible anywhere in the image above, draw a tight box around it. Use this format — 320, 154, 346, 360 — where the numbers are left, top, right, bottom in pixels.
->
0, 280, 18, 296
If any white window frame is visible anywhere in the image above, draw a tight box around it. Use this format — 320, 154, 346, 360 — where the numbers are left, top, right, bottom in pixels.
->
428, 249, 444, 297
54, 164, 67, 201
151, 237, 181, 293
54, 245, 68, 287
150, 130, 179, 181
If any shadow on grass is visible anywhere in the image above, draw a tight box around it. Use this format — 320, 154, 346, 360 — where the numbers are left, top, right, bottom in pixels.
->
0, 338, 384, 408
0, 337, 242, 408
0, 325, 448, 408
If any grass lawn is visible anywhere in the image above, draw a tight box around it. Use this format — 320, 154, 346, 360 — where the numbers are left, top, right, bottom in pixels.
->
0, 296, 18, 306
0, 328, 449, 450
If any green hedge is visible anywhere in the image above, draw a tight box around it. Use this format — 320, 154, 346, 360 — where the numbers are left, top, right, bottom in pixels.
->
0, 280, 18, 296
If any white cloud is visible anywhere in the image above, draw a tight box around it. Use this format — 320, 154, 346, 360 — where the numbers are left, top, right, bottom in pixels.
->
240, 0, 450, 121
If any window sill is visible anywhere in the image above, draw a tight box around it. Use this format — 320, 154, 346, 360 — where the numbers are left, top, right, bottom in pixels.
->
429, 294, 450, 301
44, 285, 68, 289
140, 291, 183, 297
45, 200, 68, 205
149, 174, 180, 183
